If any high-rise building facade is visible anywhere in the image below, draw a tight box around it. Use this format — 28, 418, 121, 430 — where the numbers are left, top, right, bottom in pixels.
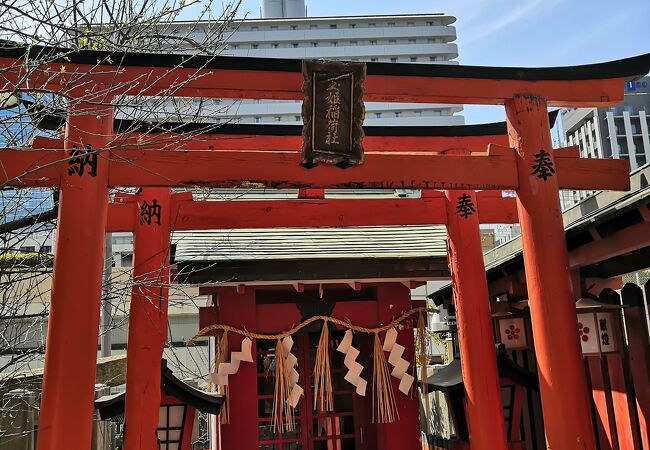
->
559, 76, 650, 208
139, 1, 462, 126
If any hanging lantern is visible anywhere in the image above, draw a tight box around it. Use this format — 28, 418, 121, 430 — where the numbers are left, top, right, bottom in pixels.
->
575, 298, 624, 355
492, 304, 530, 351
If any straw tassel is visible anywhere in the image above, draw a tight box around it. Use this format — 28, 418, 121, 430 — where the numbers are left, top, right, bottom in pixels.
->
416, 313, 430, 417
373, 332, 398, 423
313, 321, 333, 412
272, 339, 295, 433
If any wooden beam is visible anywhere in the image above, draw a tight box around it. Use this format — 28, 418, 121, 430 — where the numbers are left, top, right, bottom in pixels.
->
107, 146, 519, 190
1, 145, 628, 191
0, 57, 629, 106
106, 192, 525, 232
569, 221, 650, 269
168, 196, 449, 230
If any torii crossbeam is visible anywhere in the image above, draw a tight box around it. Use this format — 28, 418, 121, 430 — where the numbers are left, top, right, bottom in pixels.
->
1, 41, 649, 450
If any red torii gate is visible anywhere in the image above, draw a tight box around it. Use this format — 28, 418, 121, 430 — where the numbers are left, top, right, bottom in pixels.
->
1, 42, 648, 450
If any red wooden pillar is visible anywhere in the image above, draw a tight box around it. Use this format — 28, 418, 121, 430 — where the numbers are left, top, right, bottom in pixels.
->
219, 287, 259, 450
37, 97, 113, 450
376, 283, 421, 450
123, 188, 172, 450
444, 189, 508, 450
506, 94, 596, 450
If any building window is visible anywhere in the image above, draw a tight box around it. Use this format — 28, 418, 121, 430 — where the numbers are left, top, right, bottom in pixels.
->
407, 22, 415, 26
375, 112, 382, 118
349, 23, 356, 28
370, 40, 377, 45
408, 39, 416, 44
295, 115, 301, 121
21, 246, 36, 252
291, 25, 298, 30
429, 56, 438, 62
251, 44, 258, 49
310, 24, 318, 29
251, 26, 259, 31
271, 26, 278, 30
331, 41, 337, 47
390, 57, 397, 62
312, 42, 318, 47
121, 253, 132, 267
370, 58, 378, 62
388, 22, 395, 27
255, 117, 261, 123
426, 21, 438, 26
395, 112, 401, 118
232, 44, 239, 49
350, 40, 357, 46
330, 24, 337, 29
275, 116, 281, 122
415, 111, 422, 117
292, 42, 299, 48
410, 57, 417, 62
41, 245, 52, 253
272, 43, 279, 48
212, 99, 221, 105
433, 110, 442, 116
368, 23, 376, 27
389, 39, 397, 44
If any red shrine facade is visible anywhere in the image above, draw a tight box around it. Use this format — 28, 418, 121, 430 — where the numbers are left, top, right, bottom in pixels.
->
200, 283, 421, 450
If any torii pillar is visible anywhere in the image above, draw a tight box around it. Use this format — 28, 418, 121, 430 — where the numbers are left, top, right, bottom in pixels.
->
37, 96, 113, 450
443, 188, 508, 450
123, 188, 172, 450
506, 94, 596, 450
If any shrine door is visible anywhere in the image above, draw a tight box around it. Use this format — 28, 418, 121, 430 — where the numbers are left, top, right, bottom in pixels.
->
256, 331, 376, 450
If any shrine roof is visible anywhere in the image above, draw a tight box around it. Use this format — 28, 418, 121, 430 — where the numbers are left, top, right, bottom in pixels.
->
1, 40, 649, 82
94, 359, 223, 419
172, 224, 446, 261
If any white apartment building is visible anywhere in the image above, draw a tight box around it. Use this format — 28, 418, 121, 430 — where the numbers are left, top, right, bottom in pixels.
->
138, 0, 463, 126
559, 76, 650, 208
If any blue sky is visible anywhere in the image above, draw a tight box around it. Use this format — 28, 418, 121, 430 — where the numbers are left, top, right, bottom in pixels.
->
230, 0, 649, 125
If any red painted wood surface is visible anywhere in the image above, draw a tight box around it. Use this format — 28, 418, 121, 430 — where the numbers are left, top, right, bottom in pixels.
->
445, 188, 507, 450
376, 283, 421, 450
607, 353, 641, 450
622, 283, 650, 450
36, 99, 113, 450
0, 145, 629, 191
510, 385, 524, 442
588, 356, 617, 450
506, 94, 596, 450
218, 287, 259, 450
0, 56, 626, 105
111, 133, 509, 153
569, 221, 650, 269
107, 146, 519, 190
106, 193, 524, 232
123, 188, 172, 450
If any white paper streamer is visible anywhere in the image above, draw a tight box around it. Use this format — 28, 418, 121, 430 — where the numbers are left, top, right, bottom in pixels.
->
282, 336, 304, 408
336, 330, 368, 396
382, 327, 414, 395
211, 337, 254, 386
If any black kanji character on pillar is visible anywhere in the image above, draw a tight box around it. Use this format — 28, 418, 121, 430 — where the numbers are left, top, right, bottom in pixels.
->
455, 193, 476, 218
139, 199, 162, 225
530, 149, 556, 181
67, 144, 97, 177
